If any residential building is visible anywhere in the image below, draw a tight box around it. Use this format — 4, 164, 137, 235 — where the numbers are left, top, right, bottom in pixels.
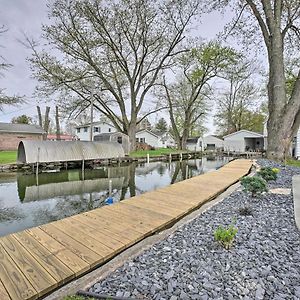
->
186, 137, 202, 152
136, 129, 160, 148
0, 122, 45, 151
223, 130, 265, 152
75, 121, 116, 141
47, 134, 77, 141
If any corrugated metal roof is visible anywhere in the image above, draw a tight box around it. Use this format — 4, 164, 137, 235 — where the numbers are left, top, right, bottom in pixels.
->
0, 122, 45, 134
17, 140, 125, 164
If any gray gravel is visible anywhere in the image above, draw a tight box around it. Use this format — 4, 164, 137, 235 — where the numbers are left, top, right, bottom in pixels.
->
88, 160, 300, 299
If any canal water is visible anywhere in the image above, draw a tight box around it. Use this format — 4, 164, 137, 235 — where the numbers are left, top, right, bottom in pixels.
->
0, 156, 230, 237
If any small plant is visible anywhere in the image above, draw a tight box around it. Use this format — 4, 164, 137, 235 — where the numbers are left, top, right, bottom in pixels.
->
241, 176, 268, 197
214, 224, 238, 250
238, 205, 253, 216
257, 167, 278, 181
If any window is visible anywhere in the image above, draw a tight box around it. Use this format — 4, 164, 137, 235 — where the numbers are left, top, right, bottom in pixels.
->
94, 127, 99, 133
140, 138, 145, 143
84, 127, 88, 132
108, 128, 111, 132
117, 136, 122, 144
77, 128, 81, 133
136, 138, 139, 142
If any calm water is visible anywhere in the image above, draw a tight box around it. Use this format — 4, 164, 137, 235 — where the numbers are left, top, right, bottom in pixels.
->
0, 157, 230, 236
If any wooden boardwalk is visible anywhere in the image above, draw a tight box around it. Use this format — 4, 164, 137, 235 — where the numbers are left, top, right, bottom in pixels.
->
0, 159, 252, 300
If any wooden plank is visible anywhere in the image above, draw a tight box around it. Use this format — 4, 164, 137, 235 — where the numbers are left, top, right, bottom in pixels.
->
13, 231, 74, 284
80, 212, 144, 242
0, 244, 36, 300
61, 217, 126, 252
40, 224, 102, 268
26, 227, 89, 276
0, 280, 10, 300
0, 235, 57, 297
89, 209, 151, 235
71, 215, 133, 244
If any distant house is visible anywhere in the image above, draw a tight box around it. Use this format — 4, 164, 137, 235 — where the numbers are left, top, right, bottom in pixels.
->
136, 129, 160, 148
156, 132, 176, 148
75, 121, 116, 141
202, 135, 224, 151
295, 129, 300, 159
47, 134, 78, 141
0, 122, 45, 151
94, 132, 130, 155
186, 137, 202, 151
223, 130, 265, 152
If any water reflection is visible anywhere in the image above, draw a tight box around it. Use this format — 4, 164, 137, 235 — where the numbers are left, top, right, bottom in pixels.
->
0, 157, 230, 236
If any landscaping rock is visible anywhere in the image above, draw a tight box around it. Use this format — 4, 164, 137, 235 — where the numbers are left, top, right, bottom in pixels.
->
89, 159, 300, 299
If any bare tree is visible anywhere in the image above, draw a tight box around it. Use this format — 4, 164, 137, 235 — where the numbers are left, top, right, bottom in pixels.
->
214, 57, 264, 135
210, 0, 300, 159
0, 26, 24, 111
55, 106, 61, 140
27, 0, 200, 151
36, 105, 50, 139
160, 42, 239, 149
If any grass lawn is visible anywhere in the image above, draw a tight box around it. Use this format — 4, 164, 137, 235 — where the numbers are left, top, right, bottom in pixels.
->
130, 148, 183, 158
0, 151, 17, 164
286, 159, 300, 168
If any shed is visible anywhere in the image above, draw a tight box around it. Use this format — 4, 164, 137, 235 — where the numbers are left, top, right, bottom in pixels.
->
93, 132, 130, 155
186, 137, 202, 151
17, 140, 125, 164
0, 122, 45, 151
223, 130, 264, 152
202, 135, 224, 150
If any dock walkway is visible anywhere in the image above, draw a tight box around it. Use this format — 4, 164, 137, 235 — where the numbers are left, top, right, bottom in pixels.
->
0, 159, 252, 300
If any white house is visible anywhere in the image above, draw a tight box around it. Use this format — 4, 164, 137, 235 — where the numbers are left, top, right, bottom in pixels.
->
75, 121, 116, 141
202, 135, 224, 150
223, 130, 265, 152
296, 129, 300, 159
186, 137, 202, 151
157, 132, 176, 148
136, 129, 160, 148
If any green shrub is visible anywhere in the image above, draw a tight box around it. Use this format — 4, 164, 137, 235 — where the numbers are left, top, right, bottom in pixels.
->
241, 176, 268, 197
214, 224, 238, 250
257, 167, 278, 181
238, 206, 253, 216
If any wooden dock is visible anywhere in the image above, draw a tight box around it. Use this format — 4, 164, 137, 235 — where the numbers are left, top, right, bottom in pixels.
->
0, 159, 252, 300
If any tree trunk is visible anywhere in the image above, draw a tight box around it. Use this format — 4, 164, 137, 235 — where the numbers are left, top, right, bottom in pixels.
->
127, 122, 137, 152
55, 106, 61, 141
266, 30, 297, 160
37, 106, 43, 128
43, 106, 50, 140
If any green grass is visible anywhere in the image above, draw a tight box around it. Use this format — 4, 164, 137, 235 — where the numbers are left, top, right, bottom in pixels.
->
0, 151, 17, 164
130, 148, 182, 158
286, 159, 300, 167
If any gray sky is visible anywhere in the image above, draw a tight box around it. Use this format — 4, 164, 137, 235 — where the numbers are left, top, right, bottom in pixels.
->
0, 1, 229, 133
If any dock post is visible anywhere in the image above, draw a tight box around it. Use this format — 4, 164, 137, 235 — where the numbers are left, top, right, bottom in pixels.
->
180, 152, 183, 162
169, 153, 172, 163
82, 159, 85, 180
109, 179, 112, 197
147, 153, 150, 164
186, 165, 189, 179
36, 147, 40, 177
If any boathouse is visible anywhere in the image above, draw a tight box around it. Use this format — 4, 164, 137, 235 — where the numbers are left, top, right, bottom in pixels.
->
17, 140, 125, 164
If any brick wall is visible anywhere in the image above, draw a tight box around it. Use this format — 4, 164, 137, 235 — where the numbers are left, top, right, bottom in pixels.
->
0, 133, 43, 151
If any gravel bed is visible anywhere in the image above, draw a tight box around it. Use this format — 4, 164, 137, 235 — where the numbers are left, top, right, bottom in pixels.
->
89, 160, 300, 299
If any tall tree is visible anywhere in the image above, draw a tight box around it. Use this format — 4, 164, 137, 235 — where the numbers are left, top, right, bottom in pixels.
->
160, 42, 239, 149
210, 0, 300, 159
214, 57, 264, 135
37, 106, 50, 139
155, 118, 168, 135
0, 26, 23, 111
27, 0, 200, 150
11, 114, 33, 124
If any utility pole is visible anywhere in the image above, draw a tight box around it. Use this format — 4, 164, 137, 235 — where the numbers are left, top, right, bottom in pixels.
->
90, 94, 94, 142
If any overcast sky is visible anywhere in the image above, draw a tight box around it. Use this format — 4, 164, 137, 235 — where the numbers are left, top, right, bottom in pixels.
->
0, 1, 230, 133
